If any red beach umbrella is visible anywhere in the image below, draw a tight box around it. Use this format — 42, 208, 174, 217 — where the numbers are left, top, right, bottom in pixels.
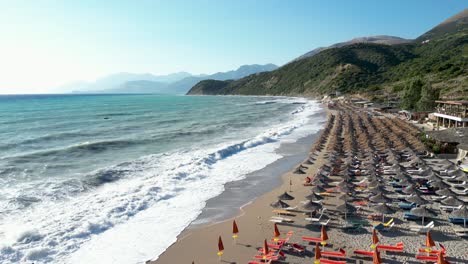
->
437, 251, 447, 264
217, 236, 224, 258
218, 236, 224, 251
263, 239, 269, 255
425, 231, 435, 248
274, 223, 281, 238
320, 225, 329, 241
371, 229, 379, 248
373, 247, 382, 264
314, 243, 321, 264
232, 220, 239, 239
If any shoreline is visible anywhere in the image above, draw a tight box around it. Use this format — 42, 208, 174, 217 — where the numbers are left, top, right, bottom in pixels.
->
149, 107, 330, 264
190, 117, 326, 228
150, 104, 468, 264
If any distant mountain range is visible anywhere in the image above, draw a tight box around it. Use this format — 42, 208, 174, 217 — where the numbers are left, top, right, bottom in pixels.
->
65, 64, 278, 94
188, 9, 467, 100
292, 35, 412, 62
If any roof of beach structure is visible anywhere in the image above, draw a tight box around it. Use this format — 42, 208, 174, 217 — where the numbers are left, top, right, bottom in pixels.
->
426, 127, 468, 144
435, 100, 468, 106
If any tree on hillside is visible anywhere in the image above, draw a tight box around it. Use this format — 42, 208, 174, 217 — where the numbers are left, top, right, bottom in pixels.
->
400, 79, 424, 110
416, 82, 439, 111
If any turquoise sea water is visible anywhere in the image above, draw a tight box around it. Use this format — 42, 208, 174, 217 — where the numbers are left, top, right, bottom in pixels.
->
0, 94, 324, 263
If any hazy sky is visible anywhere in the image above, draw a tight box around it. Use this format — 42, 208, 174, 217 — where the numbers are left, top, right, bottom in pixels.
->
0, 0, 466, 94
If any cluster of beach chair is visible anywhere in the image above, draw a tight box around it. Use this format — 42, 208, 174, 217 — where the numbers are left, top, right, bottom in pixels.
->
264, 104, 466, 263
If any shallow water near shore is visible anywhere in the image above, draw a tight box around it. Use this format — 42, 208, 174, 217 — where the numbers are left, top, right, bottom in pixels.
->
190, 128, 324, 228
0, 94, 326, 264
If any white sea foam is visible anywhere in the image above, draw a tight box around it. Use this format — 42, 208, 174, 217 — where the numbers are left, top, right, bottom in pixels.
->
0, 98, 325, 264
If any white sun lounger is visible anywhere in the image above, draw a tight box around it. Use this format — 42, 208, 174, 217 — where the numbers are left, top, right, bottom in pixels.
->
440, 204, 463, 212
410, 221, 434, 233
270, 216, 294, 223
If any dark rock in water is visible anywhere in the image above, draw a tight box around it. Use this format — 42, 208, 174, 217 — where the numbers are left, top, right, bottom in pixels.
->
103, 117, 110, 120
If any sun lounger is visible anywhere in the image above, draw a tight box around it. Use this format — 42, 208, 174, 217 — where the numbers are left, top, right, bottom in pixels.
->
271, 237, 290, 245
415, 254, 451, 263
321, 248, 346, 258
377, 242, 404, 251
272, 209, 296, 216
440, 204, 462, 212
410, 221, 434, 233
302, 236, 322, 243
319, 259, 347, 264
311, 218, 330, 226
267, 244, 284, 250
254, 255, 279, 261
399, 202, 418, 210
353, 250, 373, 256
410, 221, 434, 229
417, 248, 446, 255
269, 216, 294, 223
404, 212, 422, 220
448, 217, 468, 224
367, 214, 384, 221
290, 243, 305, 253
306, 209, 326, 222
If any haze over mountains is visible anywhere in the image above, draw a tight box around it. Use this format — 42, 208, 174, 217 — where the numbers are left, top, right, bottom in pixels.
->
63, 64, 278, 94
188, 9, 467, 99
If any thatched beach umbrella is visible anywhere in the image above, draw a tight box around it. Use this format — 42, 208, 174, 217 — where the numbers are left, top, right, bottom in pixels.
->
450, 205, 467, 231
368, 180, 381, 188
305, 192, 323, 202
428, 174, 442, 181
397, 178, 412, 186
366, 174, 379, 182
372, 204, 395, 222
278, 191, 295, 200
294, 167, 306, 174
430, 180, 450, 189
302, 201, 323, 213
402, 184, 419, 195
338, 184, 354, 193
393, 172, 409, 181
336, 202, 357, 220
369, 193, 392, 204
406, 194, 428, 205
337, 180, 351, 188
441, 196, 464, 206
369, 185, 387, 195
337, 193, 353, 201
340, 174, 353, 181
455, 174, 468, 182
270, 199, 290, 208
435, 188, 456, 196
312, 185, 326, 194
410, 206, 436, 224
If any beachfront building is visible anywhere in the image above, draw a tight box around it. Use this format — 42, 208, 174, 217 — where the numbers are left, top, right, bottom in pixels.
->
434, 100, 468, 129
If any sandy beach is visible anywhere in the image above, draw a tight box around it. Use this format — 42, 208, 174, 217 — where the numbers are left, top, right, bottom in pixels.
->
150, 103, 468, 264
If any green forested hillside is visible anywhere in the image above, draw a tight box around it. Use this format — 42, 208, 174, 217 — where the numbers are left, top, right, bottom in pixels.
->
188, 10, 468, 100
